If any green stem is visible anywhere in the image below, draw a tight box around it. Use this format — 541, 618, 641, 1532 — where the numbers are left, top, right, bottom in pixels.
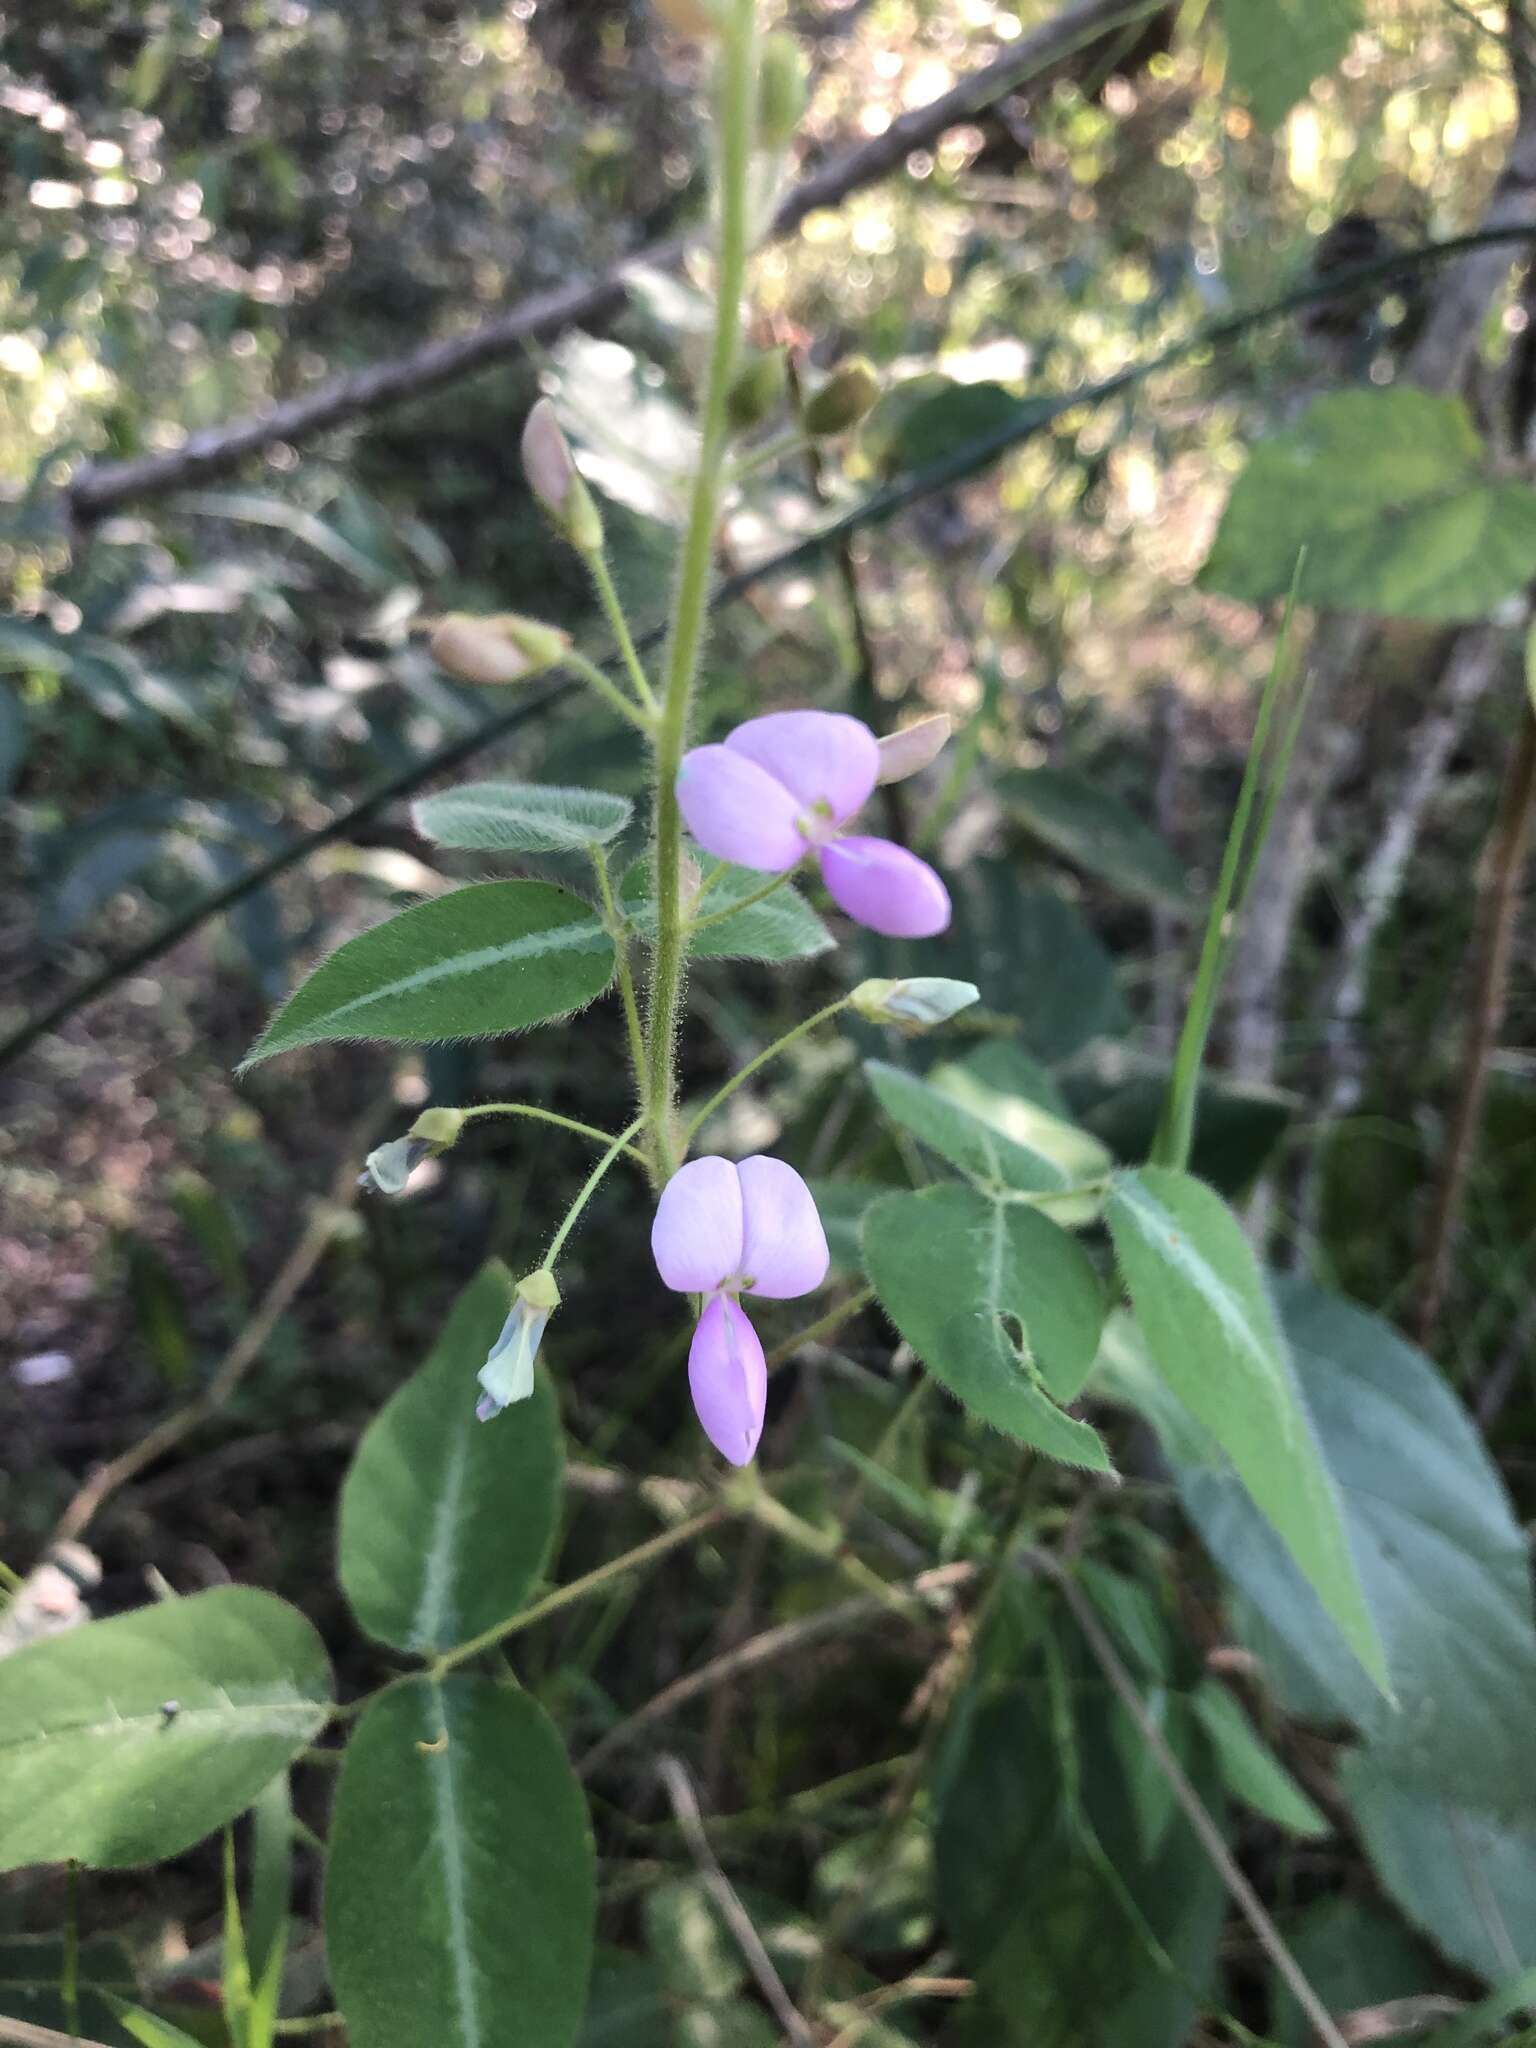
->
459, 1101, 648, 1166
432, 1504, 730, 1672
730, 427, 811, 483
565, 648, 656, 734
544, 1114, 648, 1267
1149, 558, 1306, 1172
690, 865, 798, 932
586, 549, 660, 714
591, 851, 651, 1117
685, 995, 852, 1143
645, 0, 759, 1180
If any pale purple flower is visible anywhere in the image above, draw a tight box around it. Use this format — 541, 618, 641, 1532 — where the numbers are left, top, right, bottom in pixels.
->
651, 1155, 829, 1465
675, 710, 952, 939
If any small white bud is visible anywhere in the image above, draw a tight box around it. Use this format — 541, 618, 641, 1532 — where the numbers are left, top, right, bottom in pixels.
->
875, 714, 951, 786
850, 977, 980, 1033
429, 613, 570, 685
476, 1269, 561, 1421
521, 398, 604, 554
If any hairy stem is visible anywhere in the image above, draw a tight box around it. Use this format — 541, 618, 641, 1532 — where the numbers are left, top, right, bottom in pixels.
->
645, 0, 758, 1180
590, 852, 651, 1121
586, 549, 660, 713
684, 996, 853, 1143
544, 1115, 648, 1267
461, 1098, 648, 1165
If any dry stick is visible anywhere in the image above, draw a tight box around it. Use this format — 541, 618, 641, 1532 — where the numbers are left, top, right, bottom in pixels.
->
1227, 67, 1536, 1123
50, 1113, 382, 1546
579, 1561, 975, 1779
0, 2019, 116, 2048
1417, 699, 1536, 1343
1292, 624, 1508, 1261
1035, 1551, 1351, 2048
655, 1754, 817, 2048
821, 1977, 975, 2048
62, 0, 1163, 521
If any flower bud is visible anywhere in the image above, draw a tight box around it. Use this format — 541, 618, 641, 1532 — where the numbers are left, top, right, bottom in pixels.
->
521, 397, 604, 554
476, 1268, 561, 1420
876, 714, 952, 786
358, 1136, 428, 1197
850, 977, 980, 1033
757, 34, 808, 149
802, 356, 881, 437
727, 347, 787, 432
359, 1105, 468, 1197
430, 613, 570, 685
652, 0, 720, 35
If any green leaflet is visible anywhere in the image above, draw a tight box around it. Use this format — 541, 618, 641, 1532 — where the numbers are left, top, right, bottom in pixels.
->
241, 878, 616, 1065
1221, 0, 1362, 128
1200, 388, 1536, 621
327, 1678, 595, 2048
412, 781, 633, 853
0, 1588, 332, 1871
863, 1184, 1111, 1469
338, 1263, 565, 1655
1105, 1169, 1388, 1693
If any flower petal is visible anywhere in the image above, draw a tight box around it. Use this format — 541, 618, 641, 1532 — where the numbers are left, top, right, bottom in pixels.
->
652, 1156, 745, 1293
737, 1154, 829, 1299
819, 837, 952, 938
689, 1294, 768, 1465
676, 745, 805, 872
725, 711, 879, 826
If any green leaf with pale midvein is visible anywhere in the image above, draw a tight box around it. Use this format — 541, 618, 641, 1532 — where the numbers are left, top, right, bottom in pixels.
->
863, 1184, 1112, 1468
0, 1588, 332, 1871
326, 1677, 594, 2048
622, 855, 832, 963
241, 879, 615, 1066
1106, 1168, 1387, 1692
338, 1262, 564, 1654
412, 782, 633, 854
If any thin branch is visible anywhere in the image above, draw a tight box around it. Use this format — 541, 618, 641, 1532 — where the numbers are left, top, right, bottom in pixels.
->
61, 0, 1165, 520
49, 1108, 385, 1545
1417, 698, 1536, 1342
1033, 1549, 1351, 2048
579, 1561, 974, 1778
821, 1977, 975, 2048
655, 1754, 817, 2048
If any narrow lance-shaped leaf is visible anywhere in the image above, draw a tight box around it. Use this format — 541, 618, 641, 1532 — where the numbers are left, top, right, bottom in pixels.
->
0, 1588, 333, 1871
241, 879, 615, 1066
1105, 1168, 1388, 1692
326, 1677, 595, 2048
412, 782, 633, 854
338, 1262, 565, 1655
863, 1184, 1112, 1470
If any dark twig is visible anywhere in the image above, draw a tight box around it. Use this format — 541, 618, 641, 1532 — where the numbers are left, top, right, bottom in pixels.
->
1417, 700, 1536, 1344
655, 1754, 817, 2048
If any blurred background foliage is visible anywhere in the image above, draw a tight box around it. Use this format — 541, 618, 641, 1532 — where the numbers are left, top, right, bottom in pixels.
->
5, 0, 1536, 2043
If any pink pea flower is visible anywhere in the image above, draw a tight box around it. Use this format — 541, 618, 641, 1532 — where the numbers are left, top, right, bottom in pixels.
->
675, 711, 951, 939
651, 1155, 830, 1465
